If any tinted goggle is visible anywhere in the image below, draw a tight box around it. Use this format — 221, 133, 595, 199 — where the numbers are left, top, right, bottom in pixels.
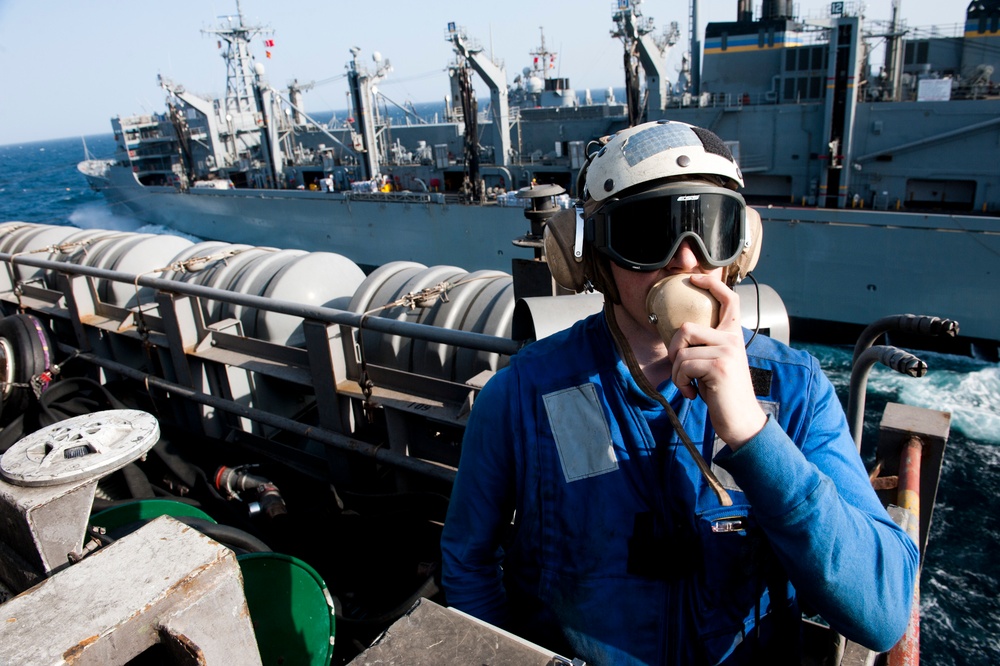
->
587, 183, 747, 271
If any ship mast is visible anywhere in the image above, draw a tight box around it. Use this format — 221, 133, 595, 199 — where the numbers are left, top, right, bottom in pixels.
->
346, 48, 393, 181
202, 0, 272, 118
882, 0, 906, 101
689, 0, 701, 95
612, 0, 679, 125
528, 27, 556, 81
448, 24, 512, 170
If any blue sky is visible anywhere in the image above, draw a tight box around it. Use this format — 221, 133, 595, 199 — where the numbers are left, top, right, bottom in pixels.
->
0, 0, 953, 145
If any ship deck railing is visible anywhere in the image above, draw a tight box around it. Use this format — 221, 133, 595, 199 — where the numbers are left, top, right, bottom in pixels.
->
345, 190, 464, 205
0, 250, 522, 484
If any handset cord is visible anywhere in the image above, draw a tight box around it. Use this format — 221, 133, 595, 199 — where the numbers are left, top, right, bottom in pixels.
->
744, 272, 761, 350
604, 302, 734, 507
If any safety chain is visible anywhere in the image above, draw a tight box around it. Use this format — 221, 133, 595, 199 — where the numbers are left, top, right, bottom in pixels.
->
129, 248, 253, 351
154, 247, 252, 275
11, 282, 24, 313
6, 235, 126, 312
396, 282, 452, 309
353, 275, 493, 422
357, 314, 378, 423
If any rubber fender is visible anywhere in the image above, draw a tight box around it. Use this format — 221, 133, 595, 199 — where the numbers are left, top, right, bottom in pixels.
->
0, 314, 55, 426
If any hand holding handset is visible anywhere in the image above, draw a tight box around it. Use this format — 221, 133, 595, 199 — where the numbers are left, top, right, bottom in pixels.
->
645, 274, 720, 347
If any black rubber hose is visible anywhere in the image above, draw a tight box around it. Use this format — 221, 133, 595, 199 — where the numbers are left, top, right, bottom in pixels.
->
121, 463, 156, 499
151, 437, 204, 490
94, 514, 272, 554
175, 516, 273, 554
334, 575, 439, 627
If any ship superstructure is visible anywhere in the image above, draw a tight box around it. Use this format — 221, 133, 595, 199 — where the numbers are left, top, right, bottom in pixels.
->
79, 0, 1000, 347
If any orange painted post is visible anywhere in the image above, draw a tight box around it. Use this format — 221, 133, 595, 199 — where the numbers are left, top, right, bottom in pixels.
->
888, 436, 922, 666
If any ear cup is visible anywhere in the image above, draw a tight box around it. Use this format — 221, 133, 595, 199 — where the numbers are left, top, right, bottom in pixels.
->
728, 206, 763, 285
543, 208, 587, 292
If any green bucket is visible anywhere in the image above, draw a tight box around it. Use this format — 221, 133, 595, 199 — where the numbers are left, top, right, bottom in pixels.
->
90, 498, 217, 533
238, 552, 336, 666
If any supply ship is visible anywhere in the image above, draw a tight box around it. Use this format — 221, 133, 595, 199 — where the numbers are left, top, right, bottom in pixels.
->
78, 0, 1000, 348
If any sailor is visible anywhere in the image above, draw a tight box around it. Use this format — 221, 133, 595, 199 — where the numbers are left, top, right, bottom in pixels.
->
440, 120, 918, 665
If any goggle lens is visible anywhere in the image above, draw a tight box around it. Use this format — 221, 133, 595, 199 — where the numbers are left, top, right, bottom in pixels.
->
595, 187, 745, 270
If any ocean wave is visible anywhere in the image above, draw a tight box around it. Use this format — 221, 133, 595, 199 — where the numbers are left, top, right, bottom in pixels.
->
802, 342, 1000, 446
899, 364, 1000, 445
923, 565, 1000, 665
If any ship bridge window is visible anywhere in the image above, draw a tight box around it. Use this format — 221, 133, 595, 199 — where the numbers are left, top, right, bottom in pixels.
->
812, 47, 826, 70
976, 13, 999, 33
786, 46, 827, 73
784, 76, 824, 101
809, 76, 822, 98
905, 41, 930, 65
798, 77, 809, 99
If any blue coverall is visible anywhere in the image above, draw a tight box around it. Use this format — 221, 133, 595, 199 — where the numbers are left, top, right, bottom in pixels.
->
441, 312, 918, 665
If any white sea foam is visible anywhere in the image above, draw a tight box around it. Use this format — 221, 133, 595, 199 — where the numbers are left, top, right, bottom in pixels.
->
898, 363, 1000, 445
67, 203, 202, 243
68, 202, 144, 232
822, 344, 1000, 446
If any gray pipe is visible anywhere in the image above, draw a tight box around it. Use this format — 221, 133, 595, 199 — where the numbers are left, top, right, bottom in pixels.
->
61, 346, 458, 485
847, 346, 927, 452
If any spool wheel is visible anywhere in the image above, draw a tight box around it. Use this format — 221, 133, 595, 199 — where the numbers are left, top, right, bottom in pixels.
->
0, 314, 55, 425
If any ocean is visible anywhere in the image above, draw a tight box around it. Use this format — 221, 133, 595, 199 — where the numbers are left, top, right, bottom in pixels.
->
1, 134, 998, 664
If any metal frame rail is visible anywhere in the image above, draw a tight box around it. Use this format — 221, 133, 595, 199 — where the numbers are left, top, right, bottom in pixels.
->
0, 251, 522, 484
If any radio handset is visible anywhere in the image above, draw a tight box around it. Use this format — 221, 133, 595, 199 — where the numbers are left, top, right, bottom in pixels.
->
645, 274, 720, 347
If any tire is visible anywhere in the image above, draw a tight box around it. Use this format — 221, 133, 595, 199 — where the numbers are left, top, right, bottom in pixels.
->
0, 314, 54, 425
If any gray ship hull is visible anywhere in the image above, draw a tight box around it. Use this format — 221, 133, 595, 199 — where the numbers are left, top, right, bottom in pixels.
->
87, 164, 536, 272
82, 163, 999, 343
752, 206, 999, 343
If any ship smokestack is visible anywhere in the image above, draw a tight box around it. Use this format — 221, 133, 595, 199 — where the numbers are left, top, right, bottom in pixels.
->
737, 0, 753, 22
691, 0, 701, 95
762, 0, 793, 20
883, 0, 904, 101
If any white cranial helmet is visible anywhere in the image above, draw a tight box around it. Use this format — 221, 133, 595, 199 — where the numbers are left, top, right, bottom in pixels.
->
584, 120, 744, 204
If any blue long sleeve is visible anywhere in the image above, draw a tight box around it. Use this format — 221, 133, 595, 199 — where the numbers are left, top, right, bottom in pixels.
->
440, 370, 517, 627
713, 360, 919, 651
